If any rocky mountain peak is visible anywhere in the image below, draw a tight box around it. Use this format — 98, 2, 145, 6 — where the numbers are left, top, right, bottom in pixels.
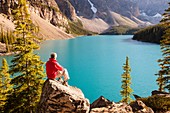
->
55, 0, 77, 21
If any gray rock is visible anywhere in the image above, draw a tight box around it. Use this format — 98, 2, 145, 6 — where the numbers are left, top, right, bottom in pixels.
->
90, 96, 113, 109
37, 79, 90, 113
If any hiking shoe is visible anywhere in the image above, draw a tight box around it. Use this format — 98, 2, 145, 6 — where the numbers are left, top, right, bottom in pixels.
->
62, 81, 68, 86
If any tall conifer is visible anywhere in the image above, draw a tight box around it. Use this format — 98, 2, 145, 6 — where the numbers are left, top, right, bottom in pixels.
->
5, 0, 45, 112
120, 56, 133, 104
0, 58, 12, 112
156, 2, 170, 92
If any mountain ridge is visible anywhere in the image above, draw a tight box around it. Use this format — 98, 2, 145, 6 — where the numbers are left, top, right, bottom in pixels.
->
0, 0, 168, 37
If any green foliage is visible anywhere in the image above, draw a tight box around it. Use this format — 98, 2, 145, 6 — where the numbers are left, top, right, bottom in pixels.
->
156, 2, 170, 92
120, 56, 133, 104
4, 0, 45, 112
101, 26, 140, 35
140, 95, 170, 112
68, 20, 95, 35
0, 58, 12, 112
133, 24, 165, 44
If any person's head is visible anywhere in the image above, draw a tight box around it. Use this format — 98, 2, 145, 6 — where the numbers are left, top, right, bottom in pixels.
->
50, 52, 57, 59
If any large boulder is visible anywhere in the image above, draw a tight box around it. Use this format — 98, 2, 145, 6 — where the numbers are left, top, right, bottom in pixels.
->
37, 79, 90, 113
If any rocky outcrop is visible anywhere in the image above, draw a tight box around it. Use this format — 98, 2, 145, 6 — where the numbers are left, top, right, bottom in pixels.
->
37, 79, 90, 113
90, 96, 133, 113
130, 100, 154, 113
132, 91, 170, 113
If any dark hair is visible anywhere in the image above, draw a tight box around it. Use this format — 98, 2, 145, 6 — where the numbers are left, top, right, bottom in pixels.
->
51, 54, 55, 58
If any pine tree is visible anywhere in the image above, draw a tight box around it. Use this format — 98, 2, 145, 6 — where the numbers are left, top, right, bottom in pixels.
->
0, 58, 12, 112
0, 26, 5, 43
4, 33, 10, 53
156, 2, 170, 92
5, 0, 45, 112
120, 56, 133, 104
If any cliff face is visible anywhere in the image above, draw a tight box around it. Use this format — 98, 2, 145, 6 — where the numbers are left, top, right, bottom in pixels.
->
91, 0, 140, 19
68, 0, 94, 19
0, 0, 69, 29
29, 0, 69, 28
0, 0, 75, 40
55, 0, 78, 21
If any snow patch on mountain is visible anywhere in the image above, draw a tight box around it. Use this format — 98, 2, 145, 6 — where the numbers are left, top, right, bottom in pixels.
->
153, 13, 162, 18
141, 12, 148, 17
87, 0, 97, 14
139, 11, 162, 24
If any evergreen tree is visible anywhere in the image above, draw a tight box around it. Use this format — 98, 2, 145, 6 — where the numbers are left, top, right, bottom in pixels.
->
5, 0, 45, 112
0, 26, 5, 43
0, 58, 12, 112
156, 2, 170, 92
4, 33, 10, 53
120, 56, 133, 104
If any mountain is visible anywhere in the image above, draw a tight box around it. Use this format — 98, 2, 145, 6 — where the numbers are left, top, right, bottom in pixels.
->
0, 0, 74, 40
132, 0, 169, 16
0, 0, 168, 37
61, 0, 153, 33
131, 0, 169, 24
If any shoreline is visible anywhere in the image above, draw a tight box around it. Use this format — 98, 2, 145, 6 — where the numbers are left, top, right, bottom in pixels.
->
0, 36, 77, 56
0, 52, 16, 56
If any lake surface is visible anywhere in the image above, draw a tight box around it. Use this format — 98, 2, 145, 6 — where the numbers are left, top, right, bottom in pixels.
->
0, 35, 162, 103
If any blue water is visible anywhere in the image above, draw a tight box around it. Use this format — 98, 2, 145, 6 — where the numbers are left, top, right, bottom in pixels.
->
0, 35, 162, 103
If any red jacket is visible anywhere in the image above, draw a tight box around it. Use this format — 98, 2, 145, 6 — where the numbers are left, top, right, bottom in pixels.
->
46, 58, 63, 79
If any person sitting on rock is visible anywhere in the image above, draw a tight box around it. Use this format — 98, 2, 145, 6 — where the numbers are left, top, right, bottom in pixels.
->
46, 52, 69, 86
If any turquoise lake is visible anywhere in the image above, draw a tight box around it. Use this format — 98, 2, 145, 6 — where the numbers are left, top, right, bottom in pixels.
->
0, 35, 162, 103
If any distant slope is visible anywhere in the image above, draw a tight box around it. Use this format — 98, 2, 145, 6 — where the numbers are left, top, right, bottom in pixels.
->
31, 12, 73, 40
0, 14, 14, 31
80, 17, 109, 33
101, 26, 140, 35
0, 13, 73, 40
80, 11, 144, 34
107, 11, 139, 28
